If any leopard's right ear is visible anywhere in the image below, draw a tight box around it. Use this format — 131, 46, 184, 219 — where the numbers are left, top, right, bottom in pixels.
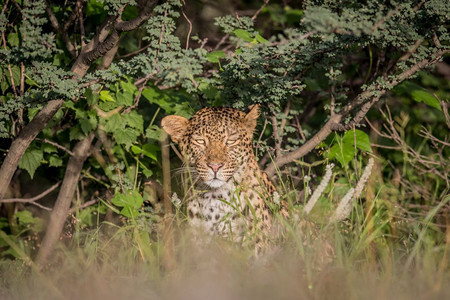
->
161, 115, 189, 143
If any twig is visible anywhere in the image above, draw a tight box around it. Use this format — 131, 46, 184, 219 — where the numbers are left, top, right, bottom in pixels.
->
181, 7, 192, 50
294, 115, 306, 141
251, 0, 269, 21
45, 0, 77, 57
36, 138, 74, 156
0, 182, 61, 211
122, 80, 148, 114
199, 38, 208, 49
432, 32, 442, 48
330, 85, 336, 116
255, 118, 268, 154
19, 62, 25, 96
1, 0, 10, 14
419, 128, 450, 147
117, 44, 150, 59
68, 199, 99, 214
170, 143, 184, 161
269, 114, 282, 158
214, 34, 229, 50
1, 32, 18, 99
398, 39, 423, 62
437, 96, 450, 128
279, 100, 291, 136
371, 7, 399, 32
371, 143, 402, 150
77, 0, 86, 48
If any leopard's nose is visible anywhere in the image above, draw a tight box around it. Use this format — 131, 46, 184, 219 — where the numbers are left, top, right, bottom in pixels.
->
207, 163, 224, 173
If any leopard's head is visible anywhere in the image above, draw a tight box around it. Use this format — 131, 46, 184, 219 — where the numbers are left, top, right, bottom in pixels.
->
162, 105, 260, 188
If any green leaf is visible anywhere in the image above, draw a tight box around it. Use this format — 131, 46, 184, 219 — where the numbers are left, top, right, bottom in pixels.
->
75, 108, 87, 119
85, 88, 99, 106
114, 127, 139, 149
328, 142, 354, 167
285, 7, 304, 24
80, 117, 98, 134
42, 143, 57, 153
19, 148, 43, 179
1, 78, 8, 94
140, 163, 153, 177
146, 124, 166, 141
70, 125, 85, 140
120, 80, 138, 94
86, 0, 104, 16
254, 33, 268, 44
15, 211, 44, 232
233, 29, 253, 42
7, 33, 19, 47
123, 111, 143, 132
198, 81, 219, 99
342, 129, 372, 153
131, 143, 158, 161
328, 130, 372, 167
6, 66, 20, 87
49, 155, 63, 167
116, 91, 134, 106
206, 50, 226, 63
111, 191, 143, 218
105, 114, 123, 133
410, 90, 442, 111
99, 90, 115, 102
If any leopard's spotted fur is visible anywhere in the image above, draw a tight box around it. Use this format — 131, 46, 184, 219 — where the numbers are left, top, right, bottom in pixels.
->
162, 105, 276, 241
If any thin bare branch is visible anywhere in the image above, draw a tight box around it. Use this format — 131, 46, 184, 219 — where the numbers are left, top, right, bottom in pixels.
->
122, 78, 149, 114
77, 0, 86, 48
251, 0, 270, 21
0, 182, 60, 204
36, 138, 74, 156
269, 114, 282, 158
181, 7, 192, 50
1, 32, 18, 99
45, 0, 77, 57
68, 199, 99, 214
0, 181, 60, 211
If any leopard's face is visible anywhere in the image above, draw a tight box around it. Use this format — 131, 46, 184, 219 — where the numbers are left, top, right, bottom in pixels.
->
162, 106, 260, 188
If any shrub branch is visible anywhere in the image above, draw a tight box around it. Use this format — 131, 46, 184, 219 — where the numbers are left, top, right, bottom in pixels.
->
264, 48, 449, 177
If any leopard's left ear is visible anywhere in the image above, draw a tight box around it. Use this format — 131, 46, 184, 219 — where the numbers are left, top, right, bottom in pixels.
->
244, 104, 261, 130
161, 115, 189, 143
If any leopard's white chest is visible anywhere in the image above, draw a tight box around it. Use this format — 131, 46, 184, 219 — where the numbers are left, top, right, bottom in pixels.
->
187, 184, 246, 238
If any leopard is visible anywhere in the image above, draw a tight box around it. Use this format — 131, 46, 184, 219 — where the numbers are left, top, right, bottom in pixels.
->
161, 105, 279, 244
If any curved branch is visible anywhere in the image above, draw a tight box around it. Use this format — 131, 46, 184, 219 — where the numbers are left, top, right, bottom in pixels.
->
74, 0, 158, 75
0, 182, 60, 204
264, 48, 449, 177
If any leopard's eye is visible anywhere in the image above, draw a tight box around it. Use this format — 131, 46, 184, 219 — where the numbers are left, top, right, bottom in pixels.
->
226, 139, 239, 146
194, 138, 205, 145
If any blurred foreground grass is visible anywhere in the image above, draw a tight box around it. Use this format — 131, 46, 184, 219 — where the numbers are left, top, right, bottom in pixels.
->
0, 183, 448, 300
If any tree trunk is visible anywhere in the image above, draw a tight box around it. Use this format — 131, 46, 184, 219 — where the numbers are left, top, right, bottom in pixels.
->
0, 100, 64, 200
35, 133, 94, 268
